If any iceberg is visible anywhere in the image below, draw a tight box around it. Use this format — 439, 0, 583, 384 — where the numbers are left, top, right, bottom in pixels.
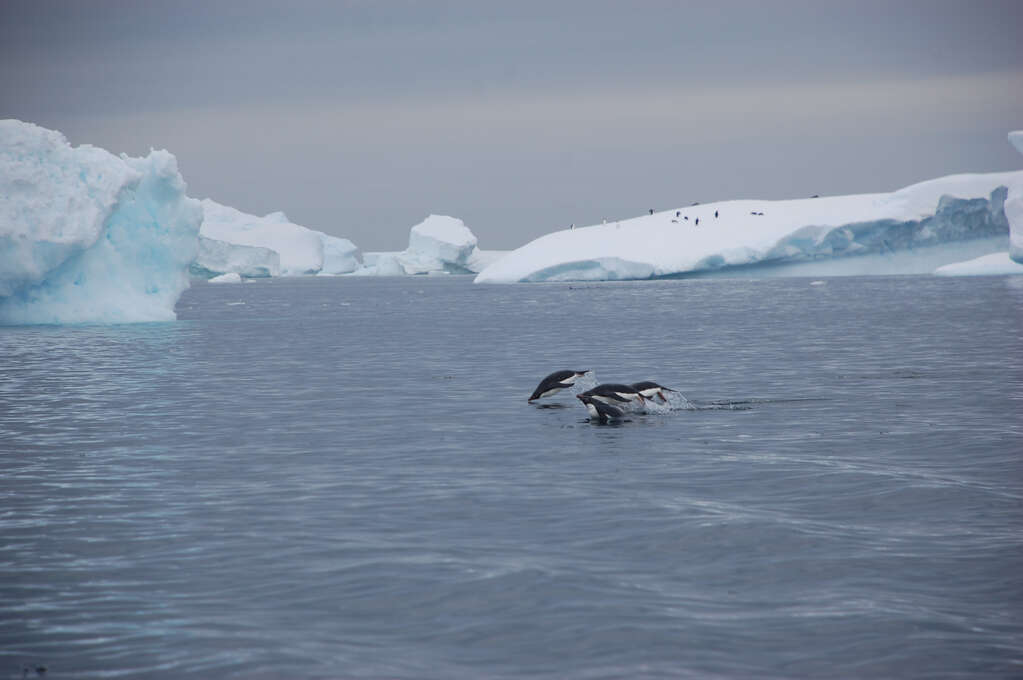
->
355, 215, 505, 275
318, 234, 361, 275
1007, 131, 1023, 264
934, 252, 1023, 277
198, 199, 361, 277
199, 199, 325, 276
0, 120, 201, 324
191, 236, 280, 279
475, 169, 1021, 283
403, 214, 479, 274
356, 251, 408, 276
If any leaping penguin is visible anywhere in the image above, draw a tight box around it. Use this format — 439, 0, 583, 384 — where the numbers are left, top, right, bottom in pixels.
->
578, 383, 646, 405
630, 381, 679, 403
528, 370, 591, 402
577, 394, 625, 423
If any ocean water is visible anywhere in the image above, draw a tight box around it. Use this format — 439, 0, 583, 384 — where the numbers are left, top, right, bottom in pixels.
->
1, 274, 1022, 679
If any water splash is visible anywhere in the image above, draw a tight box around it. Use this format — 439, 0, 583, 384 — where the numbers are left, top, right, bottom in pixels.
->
641, 390, 693, 414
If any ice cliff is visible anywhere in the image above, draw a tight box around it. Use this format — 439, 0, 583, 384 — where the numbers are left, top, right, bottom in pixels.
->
476, 170, 1022, 283
319, 234, 361, 275
0, 120, 201, 324
356, 215, 502, 275
196, 199, 360, 278
1007, 131, 1023, 264
200, 200, 321, 276
191, 236, 281, 279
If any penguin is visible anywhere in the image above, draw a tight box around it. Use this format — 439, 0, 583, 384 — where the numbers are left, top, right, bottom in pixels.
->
695, 218, 699, 226
649, 209, 654, 215
577, 394, 625, 423
631, 381, 678, 403
714, 210, 718, 218
676, 210, 681, 217
578, 383, 645, 405
528, 370, 590, 402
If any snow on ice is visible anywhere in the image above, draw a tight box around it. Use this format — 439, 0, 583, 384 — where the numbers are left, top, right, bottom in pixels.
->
476, 169, 1022, 284
0, 120, 202, 324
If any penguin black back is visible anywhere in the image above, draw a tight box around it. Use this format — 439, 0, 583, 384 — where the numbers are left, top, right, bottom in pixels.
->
528, 370, 590, 402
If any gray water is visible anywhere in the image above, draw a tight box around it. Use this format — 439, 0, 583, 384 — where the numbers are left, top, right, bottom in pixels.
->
1, 275, 1022, 679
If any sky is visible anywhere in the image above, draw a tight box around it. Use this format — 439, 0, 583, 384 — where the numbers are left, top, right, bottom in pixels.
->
2, 0, 1022, 251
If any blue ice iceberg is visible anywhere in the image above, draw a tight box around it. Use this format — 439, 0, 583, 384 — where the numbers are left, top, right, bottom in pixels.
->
0, 120, 202, 324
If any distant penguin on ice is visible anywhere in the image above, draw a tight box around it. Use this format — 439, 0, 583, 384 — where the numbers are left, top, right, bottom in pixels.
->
528, 370, 590, 402
577, 394, 625, 423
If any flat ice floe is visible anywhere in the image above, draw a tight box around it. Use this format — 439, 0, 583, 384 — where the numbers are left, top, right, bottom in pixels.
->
476, 167, 1022, 283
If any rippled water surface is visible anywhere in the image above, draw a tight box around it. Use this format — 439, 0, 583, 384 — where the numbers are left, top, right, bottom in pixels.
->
2, 275, 1022, 679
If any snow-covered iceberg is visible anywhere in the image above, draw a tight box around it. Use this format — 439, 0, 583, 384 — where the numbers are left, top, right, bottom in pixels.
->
199, 199, 326, 276
355, 215, 504, 275
476, 170, 1021, 283
0, 120, 202, 324
403, 214, 479, 274
197, 199, 361, 277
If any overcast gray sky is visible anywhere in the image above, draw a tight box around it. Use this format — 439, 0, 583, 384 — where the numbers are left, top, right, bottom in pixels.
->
2, 0, 1022, 250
